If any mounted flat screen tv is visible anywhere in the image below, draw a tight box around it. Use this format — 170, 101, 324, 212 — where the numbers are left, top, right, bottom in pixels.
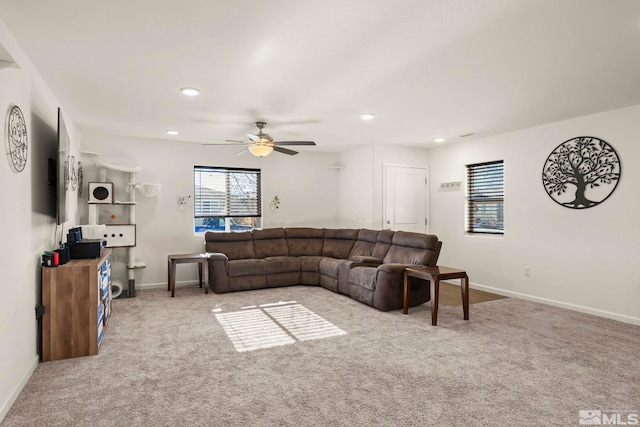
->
56, 107, 70, 225
30, 113, 57, 220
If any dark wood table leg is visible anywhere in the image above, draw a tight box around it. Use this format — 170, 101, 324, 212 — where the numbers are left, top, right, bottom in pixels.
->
403, 271, 410, 314
170, 260, 176, 297
167, 259, 171, 291
461, 274, 469, 320
198, 262, 203, 288
431, 277, 440, 326
203, 260, 209, 294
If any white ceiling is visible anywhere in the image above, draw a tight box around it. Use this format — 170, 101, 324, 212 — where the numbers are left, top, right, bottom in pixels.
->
1, 0, 640, 153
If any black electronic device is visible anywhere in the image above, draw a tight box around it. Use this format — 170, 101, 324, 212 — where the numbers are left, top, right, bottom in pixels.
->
68, 239, 106, 259
67, 227, 82, 244
42, 252, 56, 267
55, 244, 70, 265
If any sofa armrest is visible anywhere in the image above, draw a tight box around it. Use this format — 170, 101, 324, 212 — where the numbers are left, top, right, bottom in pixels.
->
349, 255, 383, 265
207, 252, 229, 262
207, 252, 230, 293
377, 263, 414, 274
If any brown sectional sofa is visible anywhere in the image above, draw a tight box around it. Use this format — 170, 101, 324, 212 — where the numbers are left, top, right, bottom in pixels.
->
204, 227, 442, 311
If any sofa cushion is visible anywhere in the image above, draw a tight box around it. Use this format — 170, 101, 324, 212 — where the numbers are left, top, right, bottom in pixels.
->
373, 230, 394, 260
285, 227, 325, 256
204, 231, 255, 260
265, 256, 300, 274
253, 227, 289, 258
350, 229, 379, 258
349, 266, 378, 291
299, 256, 324, 272
228, 259, 266, 277
383, 231, 439, 265
318, 257, 343, 279
322, 228, 358, 259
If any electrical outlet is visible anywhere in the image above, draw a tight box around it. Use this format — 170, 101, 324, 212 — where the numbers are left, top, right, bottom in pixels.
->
524, 266, 531, 277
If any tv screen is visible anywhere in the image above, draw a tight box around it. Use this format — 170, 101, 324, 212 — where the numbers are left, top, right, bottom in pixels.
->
29, 113, 57, 220
56, 108, 70, 225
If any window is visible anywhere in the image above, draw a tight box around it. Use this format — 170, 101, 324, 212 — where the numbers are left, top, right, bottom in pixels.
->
466, 160, 504, 234
194, 166, 262, 233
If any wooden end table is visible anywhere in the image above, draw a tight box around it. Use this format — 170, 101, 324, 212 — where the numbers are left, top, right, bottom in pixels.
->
167, 253, 210, 297
403, 266, 469, 326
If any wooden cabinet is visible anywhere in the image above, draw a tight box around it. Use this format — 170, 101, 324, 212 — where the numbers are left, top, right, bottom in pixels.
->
41, 249, 112, 361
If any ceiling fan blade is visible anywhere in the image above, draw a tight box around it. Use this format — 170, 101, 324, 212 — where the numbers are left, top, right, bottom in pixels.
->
247, 133, 261, 143
273, 141, 316, 146
225, 139, 246, 143
202, 142, 248, 146
235, 148, 249, 156
273, 146, 299, 156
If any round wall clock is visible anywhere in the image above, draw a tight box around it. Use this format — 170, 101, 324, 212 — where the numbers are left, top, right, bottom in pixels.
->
542, 136, 621, 209
5, 105, 28, 172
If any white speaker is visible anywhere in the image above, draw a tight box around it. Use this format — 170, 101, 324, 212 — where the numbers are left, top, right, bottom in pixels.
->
88, 182, 114, 204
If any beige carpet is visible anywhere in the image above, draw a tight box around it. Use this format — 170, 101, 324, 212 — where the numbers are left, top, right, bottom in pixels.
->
2, 285, 639, 427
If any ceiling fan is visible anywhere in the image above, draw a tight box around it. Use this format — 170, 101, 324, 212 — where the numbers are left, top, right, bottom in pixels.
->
204, 122, 316, 157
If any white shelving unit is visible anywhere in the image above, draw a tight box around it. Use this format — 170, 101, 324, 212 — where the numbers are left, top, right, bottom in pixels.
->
83, 159, 160, 298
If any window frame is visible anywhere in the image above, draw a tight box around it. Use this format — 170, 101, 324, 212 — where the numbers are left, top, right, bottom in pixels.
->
465, 160, 504, 235
193, 166, 262, 233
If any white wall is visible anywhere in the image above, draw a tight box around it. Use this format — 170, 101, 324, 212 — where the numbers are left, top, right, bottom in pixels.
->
80, 134, 340, 287
428, 105, 640, 324
337, 145, 374, 228
337, 144, 429, 230
0, 20, 81, 421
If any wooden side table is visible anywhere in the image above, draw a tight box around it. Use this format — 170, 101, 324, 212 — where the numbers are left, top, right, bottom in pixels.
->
167, 253, 211, 297
403, 266, 469, 326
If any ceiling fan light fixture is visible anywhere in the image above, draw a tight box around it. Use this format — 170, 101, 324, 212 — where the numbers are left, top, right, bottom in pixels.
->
248, 145, 274, 157
180, 87, 200, 96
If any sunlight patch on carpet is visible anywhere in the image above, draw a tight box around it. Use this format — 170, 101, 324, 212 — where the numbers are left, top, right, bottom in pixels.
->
264, 304, 346, 341
215, 309, 295, 352
215, 303, 346, 352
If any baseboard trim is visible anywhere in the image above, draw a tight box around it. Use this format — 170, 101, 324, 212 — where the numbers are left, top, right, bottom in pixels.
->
136, 281, 199, 290
136, 279, 640, 326
461, 281, 640, 326
0, 355, 38, 423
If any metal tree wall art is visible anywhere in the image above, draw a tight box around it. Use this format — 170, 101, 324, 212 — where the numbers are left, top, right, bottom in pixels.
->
5, 105, 28, 172
542, 136, 621, 209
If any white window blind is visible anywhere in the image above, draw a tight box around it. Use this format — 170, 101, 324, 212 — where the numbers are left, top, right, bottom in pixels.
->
194, 166, 261, 218
466, 160, 504, 234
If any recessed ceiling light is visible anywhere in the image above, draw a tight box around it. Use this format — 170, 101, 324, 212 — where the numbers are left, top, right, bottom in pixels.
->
434, 138, 446, 143
180, 87, 200, 96
166, 130, 179, 135
360, 113, 375, 120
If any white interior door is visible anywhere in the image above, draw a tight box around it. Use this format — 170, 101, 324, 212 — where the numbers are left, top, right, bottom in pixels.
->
384, 165, 428, 232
